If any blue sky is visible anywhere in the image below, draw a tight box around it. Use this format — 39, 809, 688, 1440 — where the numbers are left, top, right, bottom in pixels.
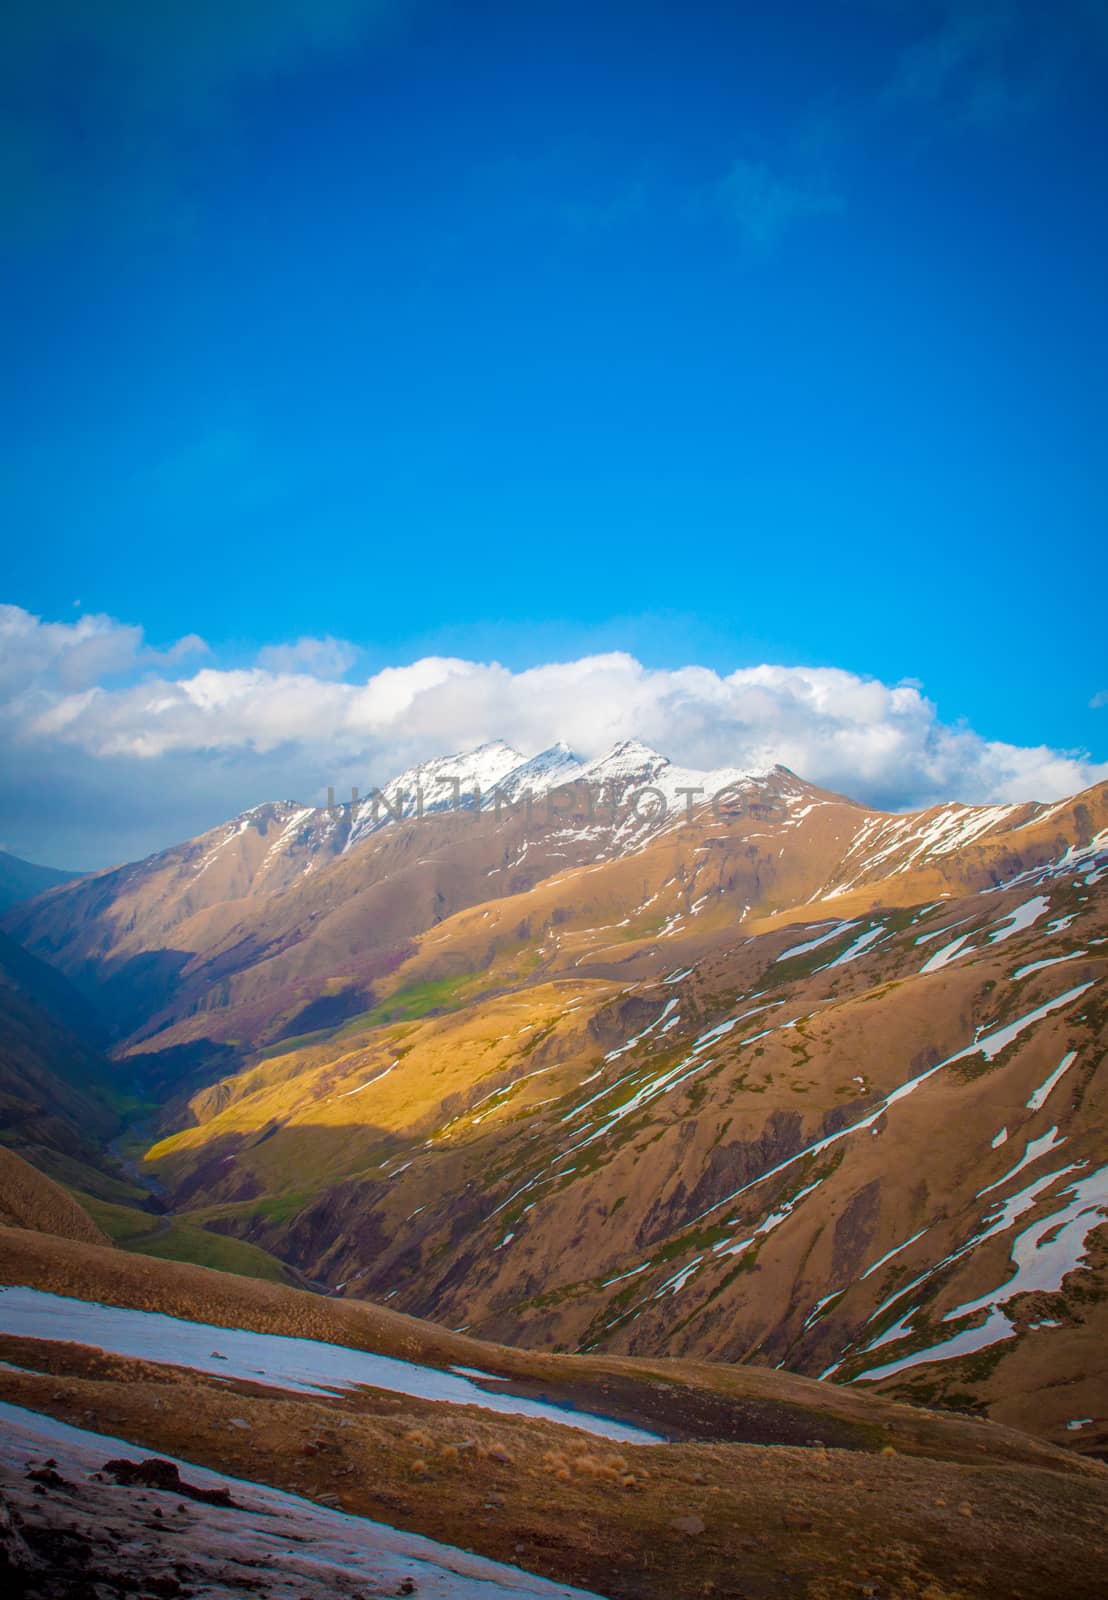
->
2, 2, 1107, 864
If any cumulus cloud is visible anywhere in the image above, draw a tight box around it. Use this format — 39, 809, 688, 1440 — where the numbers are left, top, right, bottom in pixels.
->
0, 604, 206, 698
0, 604, 1105, 868
256, 635, 359, 678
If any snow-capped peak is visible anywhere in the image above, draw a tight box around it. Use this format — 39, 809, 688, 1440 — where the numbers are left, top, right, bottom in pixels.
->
345, 741, 525, 848
608, 738, 666, 759
336, 737, 782, 850
566, 741, 776, 819
579, 741, 669, 781
467, 740, 523, 762
481, 744, 584, 808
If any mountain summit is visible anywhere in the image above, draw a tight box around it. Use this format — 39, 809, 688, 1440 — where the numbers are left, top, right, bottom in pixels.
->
330, 738, 782, 848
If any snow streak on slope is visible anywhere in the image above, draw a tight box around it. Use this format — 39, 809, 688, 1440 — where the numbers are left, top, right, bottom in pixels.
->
849, 1162, 1108, 1383
0, 1288, 661, 1444
823, 803, 1019, 896
681, 983, 1096, 1230
1026, 1051, 1079, 1111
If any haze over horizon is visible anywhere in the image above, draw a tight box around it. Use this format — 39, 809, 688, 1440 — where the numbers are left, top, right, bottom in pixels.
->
2, 603, 1107, 870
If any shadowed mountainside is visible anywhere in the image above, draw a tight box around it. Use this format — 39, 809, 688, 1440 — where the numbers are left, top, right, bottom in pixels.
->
0, 850, 78, 916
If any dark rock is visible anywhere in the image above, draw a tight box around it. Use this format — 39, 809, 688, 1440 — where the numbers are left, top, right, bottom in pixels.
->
102, 1458, 235, 1508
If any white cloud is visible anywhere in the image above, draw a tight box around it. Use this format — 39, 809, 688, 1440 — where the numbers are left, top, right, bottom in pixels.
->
256, 635, 359, 678
0, 603, 206, 699
0, 604, 1105, 868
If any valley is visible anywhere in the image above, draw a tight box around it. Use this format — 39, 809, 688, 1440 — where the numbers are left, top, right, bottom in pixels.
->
2, 744, 1105, 1455
1, 742, 1106, 1598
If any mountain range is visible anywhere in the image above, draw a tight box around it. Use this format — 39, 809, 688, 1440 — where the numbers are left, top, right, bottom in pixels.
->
2, 737, 1107, 1596
2, 738, 1104, 1469
4, 736, 1101, 1465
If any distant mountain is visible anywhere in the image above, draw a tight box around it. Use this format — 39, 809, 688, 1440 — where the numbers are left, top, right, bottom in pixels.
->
3, 741, 1106, 1455
0, 928, 123, 1192
0, 848, 78, 914
0, 744, 805, 1053
346, 739, 527, 847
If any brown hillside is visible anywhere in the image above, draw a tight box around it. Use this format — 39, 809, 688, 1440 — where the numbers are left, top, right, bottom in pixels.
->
0, 1150, 110, 1245
1, 1226, 1106, 1600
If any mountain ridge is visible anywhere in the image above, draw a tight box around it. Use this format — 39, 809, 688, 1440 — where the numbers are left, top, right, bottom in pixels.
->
0, 848, 79, 915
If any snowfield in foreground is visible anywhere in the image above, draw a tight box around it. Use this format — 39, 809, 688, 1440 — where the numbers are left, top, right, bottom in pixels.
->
0, 1286, 661, 1444
0, 1399, 604, 1599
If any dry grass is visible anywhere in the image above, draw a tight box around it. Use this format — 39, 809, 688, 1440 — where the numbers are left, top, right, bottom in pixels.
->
0, 1337, 1105, 1600
0, 1149, 109, 1247
0, 1222, 1096, 1482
